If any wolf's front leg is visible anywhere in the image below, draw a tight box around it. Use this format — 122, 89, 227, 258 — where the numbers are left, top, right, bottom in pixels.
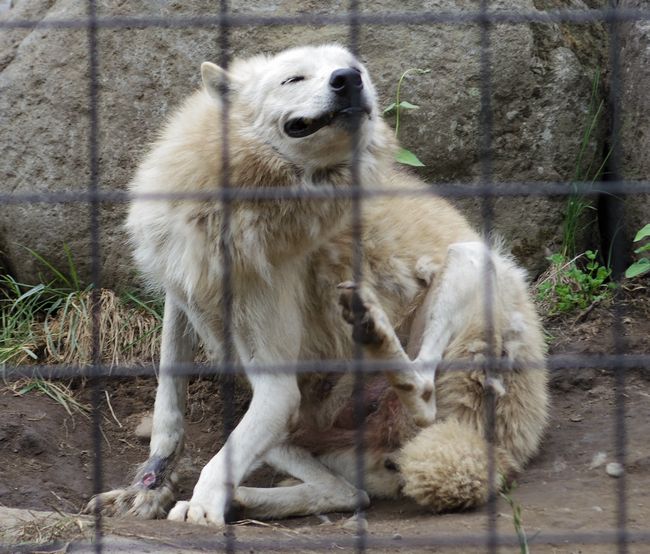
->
167, 372, 301, 526
85, 294, 195, 518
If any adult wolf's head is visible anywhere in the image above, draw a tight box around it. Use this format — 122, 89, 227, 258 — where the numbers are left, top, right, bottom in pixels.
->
201, 44, 380, 170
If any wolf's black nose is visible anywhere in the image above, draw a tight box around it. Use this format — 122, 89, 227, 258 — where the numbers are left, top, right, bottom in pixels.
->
329, 68, 363, 96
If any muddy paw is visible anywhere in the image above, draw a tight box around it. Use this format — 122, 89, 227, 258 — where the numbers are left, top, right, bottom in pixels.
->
84, 457, 177, 519
85, 478, 176, 519
167, 499, 225, 527
337, 282, 388, 346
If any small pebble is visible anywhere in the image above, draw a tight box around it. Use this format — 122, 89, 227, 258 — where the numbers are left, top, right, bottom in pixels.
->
392, 533, 402, 540
135, 414, 153, 440
590, 452, 607, 469
342, 513, 368, 533
606, 462, 624, 478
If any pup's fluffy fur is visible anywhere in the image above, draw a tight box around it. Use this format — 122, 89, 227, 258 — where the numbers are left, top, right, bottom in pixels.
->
87, 45, 548, 525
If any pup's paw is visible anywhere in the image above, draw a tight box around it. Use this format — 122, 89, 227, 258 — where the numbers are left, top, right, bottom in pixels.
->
414, 255, 440, 286
84, 477, 176, 519
409, 388, 437, 428
337, 282, 391, 346
167, 499, 225, 527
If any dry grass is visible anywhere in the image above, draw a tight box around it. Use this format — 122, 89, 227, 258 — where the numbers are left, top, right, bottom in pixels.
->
41, 289, 162, 367
2, 285, 162, 411
6, 378, 90, 416
0, 510, 92, 547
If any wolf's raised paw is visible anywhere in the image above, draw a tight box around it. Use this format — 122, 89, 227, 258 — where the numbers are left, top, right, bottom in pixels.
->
338, 282, 390, 346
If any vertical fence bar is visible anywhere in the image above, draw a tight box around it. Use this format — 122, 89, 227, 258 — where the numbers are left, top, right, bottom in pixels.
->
86, 0, 103, 551
217, 1, 236, 552
478, 1, 499, 552
348, 1, 368, 551
605, 2, 628, 553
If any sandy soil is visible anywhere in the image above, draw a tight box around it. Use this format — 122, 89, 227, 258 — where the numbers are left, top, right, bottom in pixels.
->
1, 288, 649, 553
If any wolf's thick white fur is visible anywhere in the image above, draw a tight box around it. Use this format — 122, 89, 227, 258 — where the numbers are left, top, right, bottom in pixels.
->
87, 45, 548, 525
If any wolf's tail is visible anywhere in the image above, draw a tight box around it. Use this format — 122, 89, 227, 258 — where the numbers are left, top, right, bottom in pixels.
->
397, 418, 515, 512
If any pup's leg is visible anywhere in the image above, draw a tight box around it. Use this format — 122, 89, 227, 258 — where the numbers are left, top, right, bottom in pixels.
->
85, 294, 195, 518
338, 242, 500, 426
167, 372, 301, 526
338, 282, 435, 426
410, 241, 496, 367
232, 444, 367, 520
397, 242, 546, 513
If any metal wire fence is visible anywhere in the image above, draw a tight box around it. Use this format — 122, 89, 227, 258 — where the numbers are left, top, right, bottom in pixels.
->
1, 1, 649, 552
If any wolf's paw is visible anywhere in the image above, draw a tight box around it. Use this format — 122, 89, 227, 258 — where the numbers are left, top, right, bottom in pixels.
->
167, 499, 225, 527
337, 281, 392, 346
85, 478, 176, 519
85, 456, 177, 519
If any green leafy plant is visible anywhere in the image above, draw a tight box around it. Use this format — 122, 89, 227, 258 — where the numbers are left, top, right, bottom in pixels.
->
536, 250, 615, 315
500, 482, 530, 554
383, 68, 430, 167
625, 224, 650, 278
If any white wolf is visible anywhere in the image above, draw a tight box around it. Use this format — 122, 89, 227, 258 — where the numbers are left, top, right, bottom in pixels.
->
87, 44, 548, 526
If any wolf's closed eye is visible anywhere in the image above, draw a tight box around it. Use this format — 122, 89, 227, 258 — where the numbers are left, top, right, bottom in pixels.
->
281, 76, 305, 85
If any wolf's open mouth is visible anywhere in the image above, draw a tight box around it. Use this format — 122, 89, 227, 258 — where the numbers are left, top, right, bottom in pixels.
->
284, 106, 371, 138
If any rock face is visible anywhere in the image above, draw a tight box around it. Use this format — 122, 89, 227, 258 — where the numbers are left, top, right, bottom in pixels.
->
619, 0, 650, 249
0, 0, 608, 287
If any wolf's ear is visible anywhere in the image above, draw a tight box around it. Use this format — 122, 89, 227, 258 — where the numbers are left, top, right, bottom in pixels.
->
201, 61, 234, 99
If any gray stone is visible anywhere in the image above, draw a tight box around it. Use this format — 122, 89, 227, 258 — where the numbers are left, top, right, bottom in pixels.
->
605, 461, 624, 478
0, 0, 608, 287
619, 0, 650, 255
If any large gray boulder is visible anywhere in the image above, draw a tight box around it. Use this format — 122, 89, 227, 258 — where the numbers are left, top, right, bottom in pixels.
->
0, 0, 607, 287
619, 0, 650, 250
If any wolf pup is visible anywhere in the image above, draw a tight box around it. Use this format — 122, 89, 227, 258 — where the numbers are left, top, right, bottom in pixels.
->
87, 45, 548, 526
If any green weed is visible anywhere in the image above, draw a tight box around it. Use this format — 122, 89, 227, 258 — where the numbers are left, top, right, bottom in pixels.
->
562, 72, 609, 258
625, 223, 650, 279
384, 68, 430, 167
499, 482, 530, 554
535, 250, 615, 315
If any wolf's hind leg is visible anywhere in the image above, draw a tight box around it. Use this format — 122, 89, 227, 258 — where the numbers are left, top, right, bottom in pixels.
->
232, 444, 367, 520
85, 294, 195, 518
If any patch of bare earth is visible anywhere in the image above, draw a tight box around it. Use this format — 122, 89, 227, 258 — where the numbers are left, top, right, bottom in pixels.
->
1, 288, 649, 553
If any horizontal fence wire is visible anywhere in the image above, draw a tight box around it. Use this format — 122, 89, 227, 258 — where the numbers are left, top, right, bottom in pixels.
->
30, 530, 650, 552
2, 354, 649, 380
1, 180, 650, 205
0, 0, 647, 552
1, 8, 650, 30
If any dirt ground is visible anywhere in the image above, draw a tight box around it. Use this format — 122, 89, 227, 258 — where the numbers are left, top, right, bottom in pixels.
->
1, 287, 649, 553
